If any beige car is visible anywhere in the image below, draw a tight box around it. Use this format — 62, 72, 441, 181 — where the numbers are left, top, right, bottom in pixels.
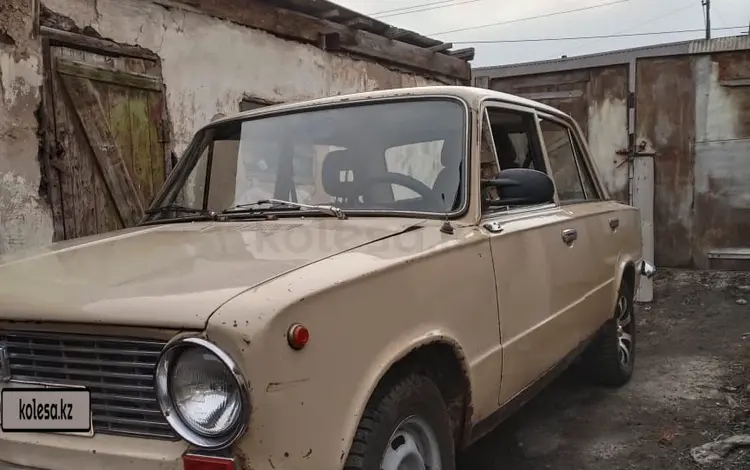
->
0, 86, 655, 470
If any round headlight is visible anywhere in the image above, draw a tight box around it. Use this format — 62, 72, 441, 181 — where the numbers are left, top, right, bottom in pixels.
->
155, 337, 249, 449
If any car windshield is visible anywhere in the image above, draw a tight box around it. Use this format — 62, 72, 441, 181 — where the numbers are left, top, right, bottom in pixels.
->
147, 98, 467, 220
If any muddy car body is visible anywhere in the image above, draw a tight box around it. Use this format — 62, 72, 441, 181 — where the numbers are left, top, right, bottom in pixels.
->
0, 86, 655, 470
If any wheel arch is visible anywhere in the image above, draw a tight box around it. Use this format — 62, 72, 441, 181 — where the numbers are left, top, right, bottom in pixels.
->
614, 254, 637, 307
344, 335, 474, 459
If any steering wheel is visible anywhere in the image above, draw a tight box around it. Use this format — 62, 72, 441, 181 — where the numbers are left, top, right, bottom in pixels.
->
357, 172, 445, 209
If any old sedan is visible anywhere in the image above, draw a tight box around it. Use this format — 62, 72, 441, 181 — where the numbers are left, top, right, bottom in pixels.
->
0, 86, 654, 470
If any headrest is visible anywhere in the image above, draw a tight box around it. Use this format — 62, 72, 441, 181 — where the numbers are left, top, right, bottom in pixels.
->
322, 149, 361, 197
494, 129, 518, 168
441, 138, 463, 168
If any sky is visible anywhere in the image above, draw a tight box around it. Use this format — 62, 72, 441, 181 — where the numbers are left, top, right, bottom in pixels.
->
332, 0, 750, 67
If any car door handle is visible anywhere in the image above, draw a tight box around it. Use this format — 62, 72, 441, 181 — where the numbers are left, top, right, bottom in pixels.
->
561, 229, 578, 244
609, 217, 620, 230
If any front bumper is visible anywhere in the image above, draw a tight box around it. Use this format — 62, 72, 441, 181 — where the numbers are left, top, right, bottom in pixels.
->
0, 431, 187, 470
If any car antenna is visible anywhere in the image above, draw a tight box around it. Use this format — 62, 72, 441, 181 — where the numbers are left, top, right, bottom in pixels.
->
439, 193, 454, 235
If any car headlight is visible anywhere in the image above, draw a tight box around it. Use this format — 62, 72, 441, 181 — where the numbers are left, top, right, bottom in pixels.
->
155, 336, 250, 449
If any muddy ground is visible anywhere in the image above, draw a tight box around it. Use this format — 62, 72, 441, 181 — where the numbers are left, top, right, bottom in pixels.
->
458, 269, 750, 469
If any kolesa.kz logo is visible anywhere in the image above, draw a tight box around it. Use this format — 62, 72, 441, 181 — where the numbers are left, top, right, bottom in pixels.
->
1, 387, 92, 433
17, 398, 74, 420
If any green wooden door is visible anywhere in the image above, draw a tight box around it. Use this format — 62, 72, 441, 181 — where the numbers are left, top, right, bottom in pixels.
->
46, 42, 170, 240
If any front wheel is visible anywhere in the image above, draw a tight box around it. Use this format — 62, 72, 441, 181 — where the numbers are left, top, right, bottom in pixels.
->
344, 373, 455, 470
579, 279, 636, 387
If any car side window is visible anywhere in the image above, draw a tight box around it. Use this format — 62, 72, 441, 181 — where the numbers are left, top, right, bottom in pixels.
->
539, 118, 587, 202
481, 107, 548, 212
570, 132, 601, 200
486, 107, 546, 172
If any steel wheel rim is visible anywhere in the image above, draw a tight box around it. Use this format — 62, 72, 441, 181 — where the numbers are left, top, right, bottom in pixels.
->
616, 293, 634, 367
381, 415, 441, 470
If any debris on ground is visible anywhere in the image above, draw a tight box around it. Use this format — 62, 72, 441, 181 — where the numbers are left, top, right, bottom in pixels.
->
690, 435, 750, 465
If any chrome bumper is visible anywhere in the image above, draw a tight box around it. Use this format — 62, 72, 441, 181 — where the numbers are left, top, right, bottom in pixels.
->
638, 259, 657, 279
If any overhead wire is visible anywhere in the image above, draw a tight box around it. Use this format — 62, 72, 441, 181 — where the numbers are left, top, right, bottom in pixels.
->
372, 0, 483, 19
560, 0, 701, 56
426, 0, 631, 36
449, 25, 747, 44
366, 0, 458, 16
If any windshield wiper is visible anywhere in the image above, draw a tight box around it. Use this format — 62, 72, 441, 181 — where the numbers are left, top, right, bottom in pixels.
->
224, 198, 347, 220
145, 203, 218, 220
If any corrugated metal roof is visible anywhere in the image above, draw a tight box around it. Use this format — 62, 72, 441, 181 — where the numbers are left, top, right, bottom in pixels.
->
473, 34, 750, 79
269, 0, 475, 61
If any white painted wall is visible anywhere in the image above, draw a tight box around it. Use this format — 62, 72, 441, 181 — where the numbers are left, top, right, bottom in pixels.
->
0, 0, 55, 257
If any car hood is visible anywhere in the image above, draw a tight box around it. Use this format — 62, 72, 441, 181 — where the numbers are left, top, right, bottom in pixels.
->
0, 218, 424, 329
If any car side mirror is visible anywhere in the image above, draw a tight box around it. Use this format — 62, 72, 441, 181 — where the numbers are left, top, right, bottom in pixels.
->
481, 168, 555, 206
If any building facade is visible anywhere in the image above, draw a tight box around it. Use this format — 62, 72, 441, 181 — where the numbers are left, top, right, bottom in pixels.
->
0, 0, 474, 254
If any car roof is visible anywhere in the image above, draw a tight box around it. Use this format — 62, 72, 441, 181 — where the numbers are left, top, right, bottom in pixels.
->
204, 86, 570, 131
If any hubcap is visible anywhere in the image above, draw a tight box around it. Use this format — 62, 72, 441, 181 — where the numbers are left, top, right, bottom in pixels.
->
615, 294, 634, 367
381, 416, 441, 470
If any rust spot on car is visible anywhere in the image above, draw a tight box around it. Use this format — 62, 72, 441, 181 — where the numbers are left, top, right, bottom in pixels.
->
266, 378, 310, 392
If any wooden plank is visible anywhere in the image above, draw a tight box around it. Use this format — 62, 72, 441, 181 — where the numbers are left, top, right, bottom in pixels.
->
41, 26, 159, 61
427, 43, 453, 53
176, 0, 469, 81
51, 47, 80, 239
80, 51, 125, 234
720, 78, 750, 87
56, 57, 163, 92
40, 38, 66, 241
59, 73, 145, 227
69, 48, 98, 237
517, 90, 585, 101
125, 58, 152, 204
148, 92, 167, 199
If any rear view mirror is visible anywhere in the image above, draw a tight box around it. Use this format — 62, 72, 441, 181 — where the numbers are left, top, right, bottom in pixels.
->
482, 168, 555, 206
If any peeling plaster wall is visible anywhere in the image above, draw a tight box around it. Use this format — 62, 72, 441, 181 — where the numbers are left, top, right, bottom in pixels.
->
44, 0, 450, 157
0, 0, 55, 256
1, 0, 456, 253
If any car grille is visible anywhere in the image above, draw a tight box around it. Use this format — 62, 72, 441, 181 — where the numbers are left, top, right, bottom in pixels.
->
0, 330, 177, 440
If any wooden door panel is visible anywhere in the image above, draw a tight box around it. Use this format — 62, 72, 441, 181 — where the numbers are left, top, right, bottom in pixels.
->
59, 68, 145, 227
46, 41, 169, 240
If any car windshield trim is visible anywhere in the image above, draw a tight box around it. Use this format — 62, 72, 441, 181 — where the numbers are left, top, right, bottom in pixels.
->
142, 96, 471, 225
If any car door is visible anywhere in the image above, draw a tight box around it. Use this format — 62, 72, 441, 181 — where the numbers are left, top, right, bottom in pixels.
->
536, 113, 620, 350
479, 102, 600, 406
556, 116, 638, 324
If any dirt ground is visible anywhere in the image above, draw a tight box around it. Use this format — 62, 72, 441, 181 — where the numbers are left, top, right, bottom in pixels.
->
458, 269, 750, 469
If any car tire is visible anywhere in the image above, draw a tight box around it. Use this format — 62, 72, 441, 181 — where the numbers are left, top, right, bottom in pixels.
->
344, 373, 456, 470
579, 279, 636, 387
